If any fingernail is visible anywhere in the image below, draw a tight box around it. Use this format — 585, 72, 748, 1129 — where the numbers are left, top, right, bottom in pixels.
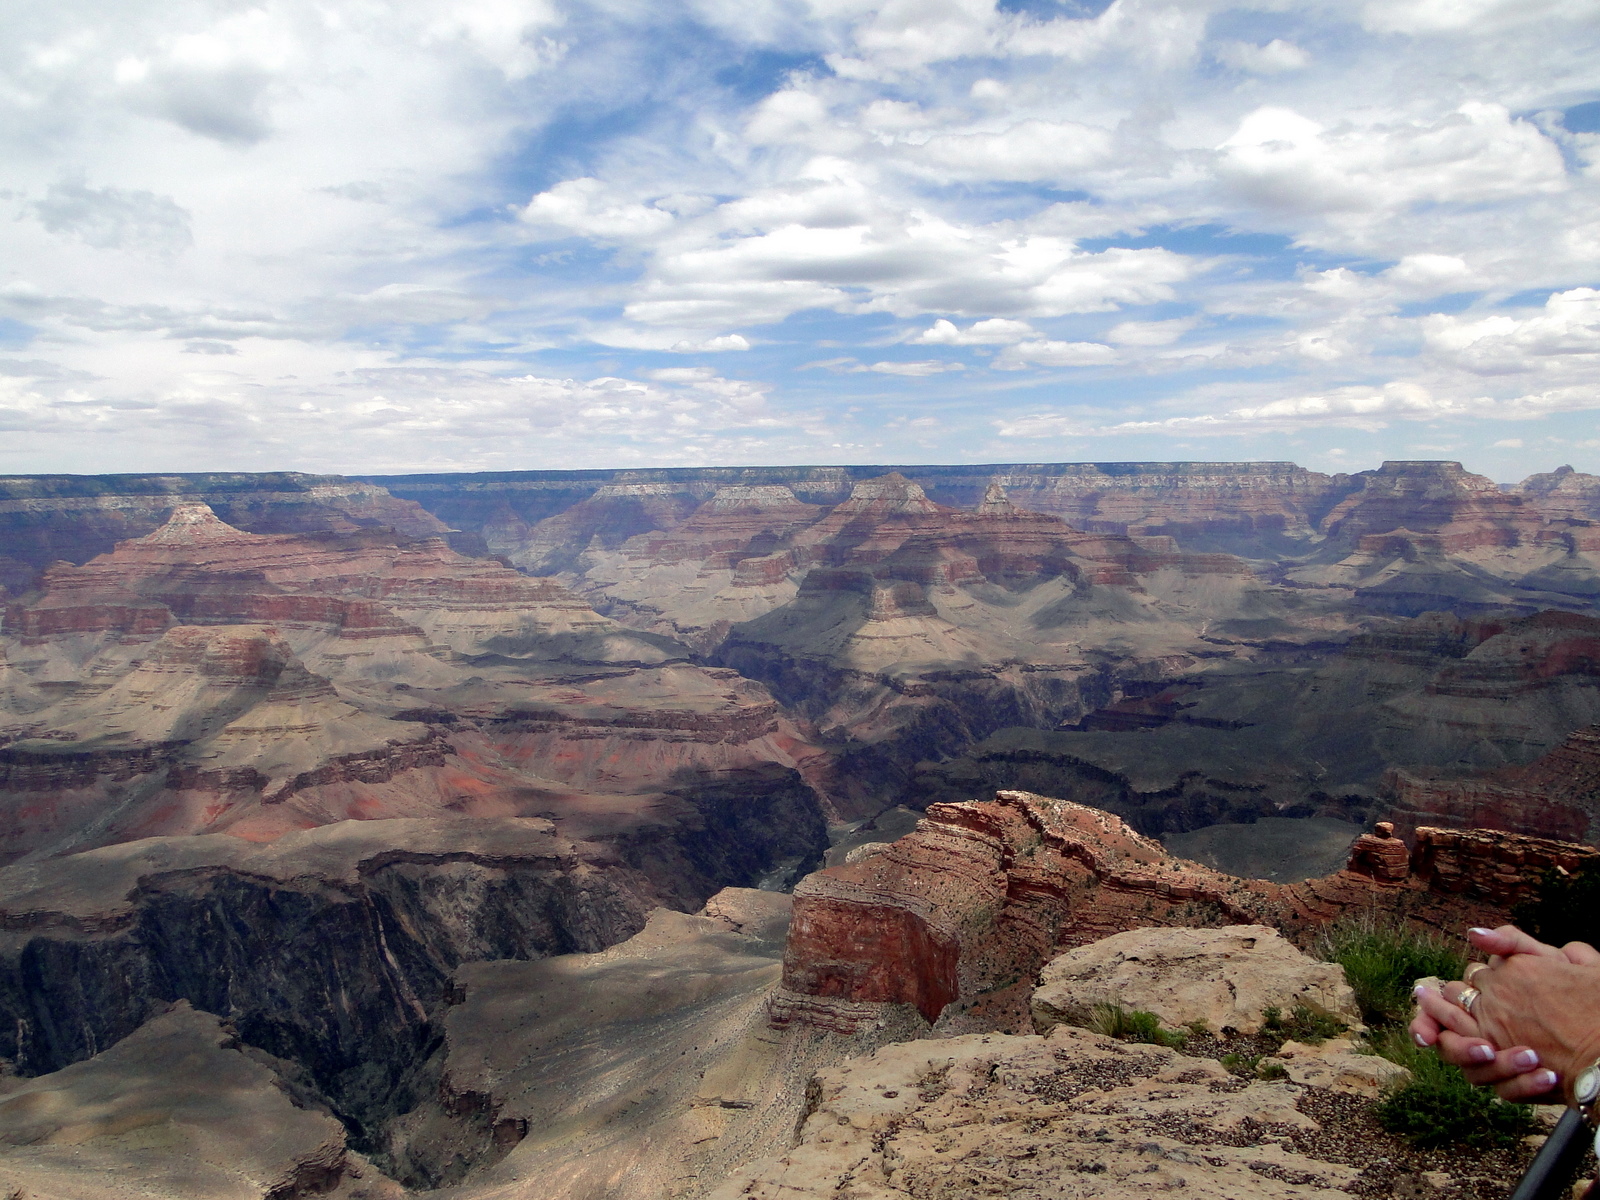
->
1472, 1045, 1495, 1063
1413, 983, 1427, 996
1535, 1069, 1559, 1091
1514, 1050, 1541, 1070
1413, 1032, 1429, 1047
1469, 927, 1493, 936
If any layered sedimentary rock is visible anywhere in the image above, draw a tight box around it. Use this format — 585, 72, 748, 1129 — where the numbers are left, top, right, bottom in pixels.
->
366, 461, 1355, 557
1284, 461, 1600, 614
0, 504, 830, 869
915, 608, 1600, 836
0, 472, 451, 593
0, 1003, 402, 1200
1387, 722, 1600, 841
711, 1025, 1386, 1200
772, 789, 1596, 1033
0, 817, 676, 1180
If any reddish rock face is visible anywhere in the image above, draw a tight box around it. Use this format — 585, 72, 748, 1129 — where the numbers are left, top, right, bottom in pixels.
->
1319, 461, 1543, 552
775, 789, 1594, 1032
0, 472, 450, 592
0, 505, 831, 885
1387, 722, 1600, 842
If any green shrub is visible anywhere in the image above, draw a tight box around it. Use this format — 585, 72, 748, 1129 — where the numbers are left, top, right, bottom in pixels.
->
1263, 1003, 1347, 1045
1513, 859, 1600, 950
1316, 916, 1466, 1027
1087, 1004, 1187, 1048
1367, 1026, 1537, 1150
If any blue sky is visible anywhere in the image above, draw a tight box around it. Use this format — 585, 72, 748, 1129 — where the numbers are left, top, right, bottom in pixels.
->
2, 0, 1599, 481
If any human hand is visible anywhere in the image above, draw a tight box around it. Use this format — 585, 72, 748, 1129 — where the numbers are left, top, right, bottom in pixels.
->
1456, 936, 1600, 1104
1408, 925, 1587, 1103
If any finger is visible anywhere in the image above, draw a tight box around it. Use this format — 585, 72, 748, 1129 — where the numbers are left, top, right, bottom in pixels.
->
1438, 1030, 1501, 1071
1563, 941, 1600, 966
1492, 1068, 1562, 1104
1409, 1009, 1442, 1047
1415, 984, 1482, 1037
1469, 926, 1563, 960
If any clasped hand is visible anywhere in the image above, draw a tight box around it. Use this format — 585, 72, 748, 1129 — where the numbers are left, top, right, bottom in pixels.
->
1410, 925, 1600, 1105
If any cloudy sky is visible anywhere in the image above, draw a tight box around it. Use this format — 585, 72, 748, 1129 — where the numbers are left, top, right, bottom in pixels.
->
3, 0, 1599, 479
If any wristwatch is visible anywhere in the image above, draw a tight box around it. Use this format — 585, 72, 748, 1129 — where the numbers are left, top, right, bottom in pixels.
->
1576, 1057, 1600, 1126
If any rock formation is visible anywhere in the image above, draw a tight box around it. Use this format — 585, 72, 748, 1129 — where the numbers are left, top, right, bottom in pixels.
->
1030, 925, 1359, 1036
772, 789, 1597, 1034
0, 1003, 403, 1200
0, 504, 832, 862
0, 471, 452, 592
710, 1025, 1392, 1200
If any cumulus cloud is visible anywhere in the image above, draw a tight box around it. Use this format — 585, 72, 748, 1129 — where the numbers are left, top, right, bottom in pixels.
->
992, 340, 1116, 370
1215, 103, 1566, 219
2, 0, 1599, 471
1214, 40, 1310, 74
32, 177, 192, 255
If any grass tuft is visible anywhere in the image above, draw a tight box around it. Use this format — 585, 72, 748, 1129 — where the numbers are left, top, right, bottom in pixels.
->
1314, 914, 1466, 1027
1087, 1004, 1188, 1048
1366, 1028, 1537, 1149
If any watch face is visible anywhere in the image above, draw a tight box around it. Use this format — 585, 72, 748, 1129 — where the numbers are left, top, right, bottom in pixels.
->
1579, 1066, 1600, 1106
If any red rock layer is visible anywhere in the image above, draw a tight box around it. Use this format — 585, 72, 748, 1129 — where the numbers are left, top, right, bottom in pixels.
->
1387, 721, 1600, 842
772, 789, 1593, 1032
1321, 461, 1545, 552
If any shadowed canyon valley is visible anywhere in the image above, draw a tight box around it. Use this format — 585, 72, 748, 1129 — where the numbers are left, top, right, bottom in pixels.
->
0, 459, 1597, 1199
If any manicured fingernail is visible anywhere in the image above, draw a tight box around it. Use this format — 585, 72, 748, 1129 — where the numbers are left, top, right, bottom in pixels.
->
1513, 1050, 1541, 1070
1413, 1032, 1429, 1047
1534, 1070, 1559, 1091
1413, 983, 1427, 996
1472, 1045, 1496, 1063
1469, 927, 1493, 936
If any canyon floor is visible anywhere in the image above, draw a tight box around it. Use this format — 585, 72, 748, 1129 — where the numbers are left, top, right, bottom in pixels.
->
0, 459, 1598, 1198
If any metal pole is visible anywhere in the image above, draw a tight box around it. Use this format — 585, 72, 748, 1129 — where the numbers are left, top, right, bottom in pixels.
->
1509, 1109, 1592, 1200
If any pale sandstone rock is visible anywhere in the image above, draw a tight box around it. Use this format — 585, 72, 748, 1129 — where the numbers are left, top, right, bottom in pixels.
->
1031, 924, 1360, 1036
708, 1024, 1360, 1200
1263, 1037, 1412, 1096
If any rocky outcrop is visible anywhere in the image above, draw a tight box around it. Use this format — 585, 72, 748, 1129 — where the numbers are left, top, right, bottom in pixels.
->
710, 1025, 1375, 1200
772, 789, 1593, 1034
0, 1003, 401, 1200
1030, 925, 1359, 1036
0, 504, 833, 860
1386, 720, 1600, 842
0, 818, 669, 1175
365, 461, 1356, 555
0, 472, 451, 591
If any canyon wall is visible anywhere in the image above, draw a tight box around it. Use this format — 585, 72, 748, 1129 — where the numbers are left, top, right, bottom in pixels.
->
772, 788, 1598, 1034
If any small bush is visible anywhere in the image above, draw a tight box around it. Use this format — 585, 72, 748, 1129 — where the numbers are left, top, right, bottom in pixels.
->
1366, 1026, 1537, 1150
1263, 1003, 1347, 1045
1258, 1061, 1289, 1081
1513, 859, 1600, 950
1087, 1004, 1187, 1048
1316, 915, 1466, 1027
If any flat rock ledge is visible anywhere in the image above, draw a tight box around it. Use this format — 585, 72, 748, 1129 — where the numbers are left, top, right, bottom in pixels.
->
709, 1024, 1366, 1200
1031, 924, 1360, 1036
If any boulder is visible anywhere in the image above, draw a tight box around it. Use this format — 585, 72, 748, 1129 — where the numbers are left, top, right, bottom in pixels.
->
1031, 924, 1360, 1035
708, 1024, 1360, 1200
1262, 1037, 1412, 1096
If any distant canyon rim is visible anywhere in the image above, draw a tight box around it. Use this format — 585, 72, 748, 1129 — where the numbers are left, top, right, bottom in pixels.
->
0, 457, 1597, 1198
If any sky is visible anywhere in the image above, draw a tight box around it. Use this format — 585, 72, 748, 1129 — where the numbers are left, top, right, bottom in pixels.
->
2, 0, 1600, 481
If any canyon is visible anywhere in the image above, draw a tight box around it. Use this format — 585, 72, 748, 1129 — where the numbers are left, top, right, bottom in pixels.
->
0, 457, 1598, 1198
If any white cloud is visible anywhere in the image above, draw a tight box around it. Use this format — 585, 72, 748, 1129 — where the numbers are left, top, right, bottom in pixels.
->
1214, 39, 1309, 75
32, 177, 192, 255
1216, 103, 1567, 220
992, 339, 1116, 370
858, 359, 964, 376
913, 317, 1036, 344
522, 178, 677, 239
1106, 317, 1196, 346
